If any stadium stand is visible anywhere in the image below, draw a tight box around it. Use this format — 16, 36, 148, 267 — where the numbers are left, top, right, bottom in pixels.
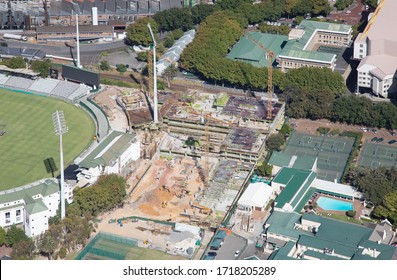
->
28, 78, 60, 94
5, 76, 35, 90
0, 74, 90, 102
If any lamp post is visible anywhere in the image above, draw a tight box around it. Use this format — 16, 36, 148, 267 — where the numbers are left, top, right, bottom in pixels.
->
147, 23, 158, 124
52, 111, 68, 219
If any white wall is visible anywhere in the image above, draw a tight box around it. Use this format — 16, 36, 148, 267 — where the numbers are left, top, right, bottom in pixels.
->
0, 206, 24, 228
354, 38, 368, 60
24, 209, 50, 238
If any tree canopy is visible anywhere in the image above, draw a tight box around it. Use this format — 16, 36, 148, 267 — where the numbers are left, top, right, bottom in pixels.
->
30, 59, 51, 78
349, 167, 397, 225
126, 17, 159, 47
69, 174, 127, 217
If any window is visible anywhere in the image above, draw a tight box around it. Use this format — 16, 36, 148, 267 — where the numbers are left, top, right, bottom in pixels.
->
16, 210, 21, 216
5, 212, 11, 224
360, 44, 363, 47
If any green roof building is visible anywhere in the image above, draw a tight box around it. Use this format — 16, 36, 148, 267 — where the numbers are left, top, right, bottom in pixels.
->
268, 151, 317, 176
263, 212, 397, 260
0, 178, 72, 238
227, 32, 288, 68
77, 131, 140, 185
277, 20, 352, 72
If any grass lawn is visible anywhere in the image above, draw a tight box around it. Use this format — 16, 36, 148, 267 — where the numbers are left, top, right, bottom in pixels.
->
0, 89, 95, 190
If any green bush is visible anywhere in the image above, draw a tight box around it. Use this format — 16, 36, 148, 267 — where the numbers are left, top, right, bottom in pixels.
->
346, 210, 356, 217
99, 60, 110, 71
116, 64, 127, 73
317, 127, 330, 135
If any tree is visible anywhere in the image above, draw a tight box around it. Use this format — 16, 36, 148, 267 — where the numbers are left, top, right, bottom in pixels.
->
126, 17, 159, 47
256, 162, 273, 176
266, 134, 285, 152
153, 8, 194, 32
30, 59, 51, 77
312, 0, 332, 15
0, 227, 6, 246
116, 64, 127, 73
162, 64, 178, 87
11, 239, 35, 260
172, 29, 184, 40
164, 34, 175, 48
99, 60, 110, 71
280, 67, 346, 95
72, 174, 127, 217
137, 51, 148, 62
39, 232, 57, 260
372, 191, 397, 224
284, 0, 300, 18
5, 225, 28, 247
1, 56, 25, 69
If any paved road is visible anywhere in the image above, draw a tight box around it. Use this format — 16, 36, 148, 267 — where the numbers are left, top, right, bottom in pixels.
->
79, 95, 110, 140
6, 40, 127, 65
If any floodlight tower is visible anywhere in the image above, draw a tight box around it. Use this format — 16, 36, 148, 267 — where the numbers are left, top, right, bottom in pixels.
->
52, 111, 68, 220
71, 2, 82, 68
147, 23, 158, 124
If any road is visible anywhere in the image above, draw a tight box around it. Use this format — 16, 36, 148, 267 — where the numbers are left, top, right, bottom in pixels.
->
6, 40, 127, 65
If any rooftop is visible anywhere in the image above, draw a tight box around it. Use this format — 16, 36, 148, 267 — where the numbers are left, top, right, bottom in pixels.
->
274, 169, 316, 210
227, 32, 288, 67
79, 131, 137, 169
0, 178, 59, 205
362, 0, 397, 43
238, 182, 273, 208
279, 20, 351, 63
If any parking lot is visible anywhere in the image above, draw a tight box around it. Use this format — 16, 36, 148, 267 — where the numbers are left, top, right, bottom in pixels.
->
204, 233, 247, 260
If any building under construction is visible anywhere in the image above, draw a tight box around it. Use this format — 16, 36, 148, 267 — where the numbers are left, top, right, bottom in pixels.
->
160, 90, 285, 163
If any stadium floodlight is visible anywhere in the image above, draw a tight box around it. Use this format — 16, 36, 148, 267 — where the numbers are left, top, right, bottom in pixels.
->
147, 23, 158, 124
52, 111, 68, 220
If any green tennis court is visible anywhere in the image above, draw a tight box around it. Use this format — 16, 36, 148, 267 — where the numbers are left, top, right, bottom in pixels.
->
76, 232, 187, 260
284, 132, 355, 182
358, 141, 397, 168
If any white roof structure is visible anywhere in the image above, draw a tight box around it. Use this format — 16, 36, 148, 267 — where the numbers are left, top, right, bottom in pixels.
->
157, 29, 196, 75
174, 223, 201, 236
238, 182, 273, 208
310, 178, 362, 199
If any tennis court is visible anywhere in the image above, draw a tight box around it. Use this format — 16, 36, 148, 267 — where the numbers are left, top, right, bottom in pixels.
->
283, 132, 355, 182
75, 232, 187, 260
358, 141, 397, 168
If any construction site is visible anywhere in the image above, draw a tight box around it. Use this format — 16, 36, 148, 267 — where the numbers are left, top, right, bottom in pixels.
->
91, 78, 285, 230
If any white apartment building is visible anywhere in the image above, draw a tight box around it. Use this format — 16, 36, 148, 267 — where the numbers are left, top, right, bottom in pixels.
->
76, 131, 140, 186
354, 0, 397, 98
0, 178, 73, 238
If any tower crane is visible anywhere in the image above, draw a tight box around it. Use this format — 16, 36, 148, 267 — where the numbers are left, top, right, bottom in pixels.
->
243, 32, 274, 120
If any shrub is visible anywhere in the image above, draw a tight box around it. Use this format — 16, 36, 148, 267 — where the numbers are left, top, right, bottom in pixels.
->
346, 210, 356, 217
317, 127, 330, 135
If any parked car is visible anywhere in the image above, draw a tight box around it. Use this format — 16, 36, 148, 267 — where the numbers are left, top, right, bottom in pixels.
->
234, 250, 240, 258
388, 140, 396, 144
371, 137, 378, 142
377, 138, 384, 143
390, 131, 396, 136
208, 251, 217, 257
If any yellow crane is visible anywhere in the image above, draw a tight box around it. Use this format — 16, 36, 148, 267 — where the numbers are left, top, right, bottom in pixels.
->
244, 32, 274, 120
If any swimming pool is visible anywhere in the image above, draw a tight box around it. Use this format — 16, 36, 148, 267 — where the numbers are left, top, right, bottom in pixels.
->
317, 197, 353, 211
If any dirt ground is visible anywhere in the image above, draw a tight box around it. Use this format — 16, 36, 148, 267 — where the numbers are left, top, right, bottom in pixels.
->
93, 86, 129, 132
95, 157, 208, 237
291, 118, 397, 143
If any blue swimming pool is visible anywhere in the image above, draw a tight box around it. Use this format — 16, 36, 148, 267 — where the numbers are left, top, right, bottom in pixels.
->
317, 197, 353, 211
